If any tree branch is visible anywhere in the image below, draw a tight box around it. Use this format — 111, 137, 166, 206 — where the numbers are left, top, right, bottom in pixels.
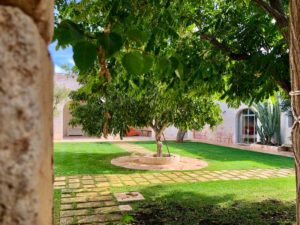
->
252, 0, 289, 42
275, 78, 291, 93
200, 34, 250, 61
201, 33, 291, 93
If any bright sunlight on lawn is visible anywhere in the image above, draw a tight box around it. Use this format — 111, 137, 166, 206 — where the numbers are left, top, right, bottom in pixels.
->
54, 141, 294, 176
54, 142, 131, 176
135, 141, 294, 170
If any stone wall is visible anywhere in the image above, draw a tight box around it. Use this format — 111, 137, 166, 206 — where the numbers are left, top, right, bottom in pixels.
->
0, 1, 54, 225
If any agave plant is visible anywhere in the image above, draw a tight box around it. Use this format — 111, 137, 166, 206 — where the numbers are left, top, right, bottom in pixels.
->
252, 97, 281, 145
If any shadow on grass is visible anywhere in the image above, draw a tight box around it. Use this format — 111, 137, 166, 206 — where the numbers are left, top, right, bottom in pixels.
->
129, 186, 295, 225
134, 141, 294, 170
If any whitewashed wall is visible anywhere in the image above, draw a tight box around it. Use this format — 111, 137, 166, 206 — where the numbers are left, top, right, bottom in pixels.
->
53, 74, 80, 140
194, 101, 292, 145
194, 102, 249, 144
281, 112, 293, 145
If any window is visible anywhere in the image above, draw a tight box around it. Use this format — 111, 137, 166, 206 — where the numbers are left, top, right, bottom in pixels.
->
239, 108, 257, 144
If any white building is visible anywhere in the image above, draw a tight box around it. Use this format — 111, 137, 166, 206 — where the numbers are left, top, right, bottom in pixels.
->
54, 74, 292, 146
193, 102, 293, 145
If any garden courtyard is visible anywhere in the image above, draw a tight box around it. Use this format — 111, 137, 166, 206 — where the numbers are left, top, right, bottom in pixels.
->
54, 141, 296, 225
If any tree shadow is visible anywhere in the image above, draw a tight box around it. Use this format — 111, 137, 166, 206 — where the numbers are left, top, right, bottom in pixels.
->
129, 185, 296, 225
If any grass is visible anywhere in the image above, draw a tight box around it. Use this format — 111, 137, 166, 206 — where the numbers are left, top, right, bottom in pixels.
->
135, 141, 294, 170
54, 141, 296, 224
111, 176, 296, 225
53, 190, 61, 225
112, 176, 296, 205
54, 141, 294, 176
131, 199, 295, 225
54, 142, 132, 176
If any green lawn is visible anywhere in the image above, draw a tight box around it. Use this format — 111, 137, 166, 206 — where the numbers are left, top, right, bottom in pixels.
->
54, 141, 296, 224
54, 142, 132, 176
135, 141, 294, 170
54, 141, 294, 176
112, 176, 296, 205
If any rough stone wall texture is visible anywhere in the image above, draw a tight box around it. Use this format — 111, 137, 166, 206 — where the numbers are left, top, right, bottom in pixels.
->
0, 0, 54, 43
0, 1, 53, 225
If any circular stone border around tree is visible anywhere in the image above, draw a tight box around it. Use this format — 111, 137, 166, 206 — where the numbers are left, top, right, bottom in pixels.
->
111, 155, 208, 171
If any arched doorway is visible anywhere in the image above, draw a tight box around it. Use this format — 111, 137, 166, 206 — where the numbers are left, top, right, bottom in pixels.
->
63, 102, 84, 137
238, 108, 257, 144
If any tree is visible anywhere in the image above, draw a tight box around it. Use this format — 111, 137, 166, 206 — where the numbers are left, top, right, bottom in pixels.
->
53, 0, 193, 80
69, 68, 222, 156
289, 0, 300, 223
188, 0, 290, 106
176, 129, 187, 143
54, 0, 224, 156
54, 0, 290, 105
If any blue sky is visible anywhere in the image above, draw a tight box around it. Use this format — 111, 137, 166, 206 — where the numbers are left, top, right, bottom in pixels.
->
49, 42, 74, 73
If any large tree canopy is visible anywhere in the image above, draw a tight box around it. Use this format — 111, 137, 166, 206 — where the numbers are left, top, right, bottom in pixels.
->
54, 0, 290, 106
192, 0, 289, 105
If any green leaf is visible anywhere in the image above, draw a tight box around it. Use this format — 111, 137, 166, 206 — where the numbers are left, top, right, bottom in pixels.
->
157, 56, 171, 74
242, 0, 251, 6
170, 56, 183, 78
127, 29, 150, 45
73, 41, 97, 72
170, 56, 179, 69
175, 62, 184, 78
122, 51, 144, 75
142, 54, 154, 73
54, 20, 84, 48
97, 32, 123, 57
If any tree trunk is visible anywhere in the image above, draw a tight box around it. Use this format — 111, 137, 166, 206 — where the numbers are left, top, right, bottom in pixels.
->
289, 1, 300, 224
176, 129, 186, 142
155, 130, 163, 157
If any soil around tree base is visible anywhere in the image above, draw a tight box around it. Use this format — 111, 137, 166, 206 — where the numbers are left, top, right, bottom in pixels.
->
111, 155, 208, 171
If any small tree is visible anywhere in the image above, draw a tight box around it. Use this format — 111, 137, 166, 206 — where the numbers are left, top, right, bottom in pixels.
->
252, 97, 281, 145
69, 69, 222, 156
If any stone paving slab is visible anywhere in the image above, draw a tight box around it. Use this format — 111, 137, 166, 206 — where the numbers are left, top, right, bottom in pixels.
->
61, 195, 113, 204
76, 213, 122, 224
114, 192, 145, 202
59, 189, 125, 225
55, 168, 294, 191
60, 206, 122, 218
